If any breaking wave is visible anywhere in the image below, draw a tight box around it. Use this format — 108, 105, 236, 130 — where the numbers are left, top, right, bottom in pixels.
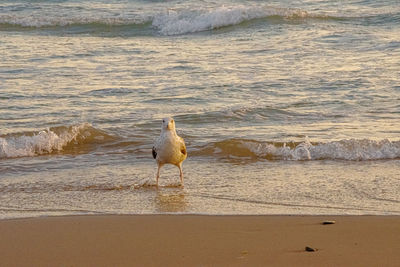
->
0, 123, 116, 159
2, 124, 399, 161
193, 138, 400, 161
0, 5, 345, 36
152, 6, 317, 35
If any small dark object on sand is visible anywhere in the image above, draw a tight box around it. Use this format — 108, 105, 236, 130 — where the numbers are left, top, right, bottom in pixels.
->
305, 246, 316, 252
322, 220, 336, 225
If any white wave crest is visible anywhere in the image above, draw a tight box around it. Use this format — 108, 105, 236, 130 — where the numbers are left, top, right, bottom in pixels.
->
245, 138, 400, 161
152, 6, 309, 35
0, 123, 92, 159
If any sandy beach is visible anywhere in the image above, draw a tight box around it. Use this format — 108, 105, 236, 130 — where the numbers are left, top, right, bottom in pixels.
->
0, 215, 399, 266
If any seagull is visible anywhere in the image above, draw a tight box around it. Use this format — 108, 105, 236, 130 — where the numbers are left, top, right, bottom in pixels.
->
152, 117, 187, 187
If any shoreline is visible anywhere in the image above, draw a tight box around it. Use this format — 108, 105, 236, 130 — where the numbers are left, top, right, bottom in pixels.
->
2, 212, 400, 221
1, 215, 399, 266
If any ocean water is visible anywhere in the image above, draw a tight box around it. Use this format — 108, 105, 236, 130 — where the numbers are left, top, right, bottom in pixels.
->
1, 0, 399, 219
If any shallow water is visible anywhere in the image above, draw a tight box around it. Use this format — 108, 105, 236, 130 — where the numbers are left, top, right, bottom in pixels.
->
1, 0, 399, 219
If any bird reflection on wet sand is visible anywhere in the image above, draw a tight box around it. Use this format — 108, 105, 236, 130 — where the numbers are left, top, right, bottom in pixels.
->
155, 190, 187, 213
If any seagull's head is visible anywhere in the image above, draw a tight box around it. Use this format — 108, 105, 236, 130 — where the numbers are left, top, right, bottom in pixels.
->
162, 117, 176, 131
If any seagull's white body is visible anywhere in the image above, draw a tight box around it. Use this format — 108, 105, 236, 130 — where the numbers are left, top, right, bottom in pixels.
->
152, 117, 187, 187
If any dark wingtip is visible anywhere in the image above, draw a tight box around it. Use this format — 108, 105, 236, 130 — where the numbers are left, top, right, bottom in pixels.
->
181, 146, 187, 156
152, 147, 157, 159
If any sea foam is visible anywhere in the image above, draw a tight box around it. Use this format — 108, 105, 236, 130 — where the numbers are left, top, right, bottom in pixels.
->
152, 6, 310, 35
0, 123, 112, 159
198, 138, 400, 161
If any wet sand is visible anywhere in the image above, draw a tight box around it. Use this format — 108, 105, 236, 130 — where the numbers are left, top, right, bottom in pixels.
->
0, 215, 399, 266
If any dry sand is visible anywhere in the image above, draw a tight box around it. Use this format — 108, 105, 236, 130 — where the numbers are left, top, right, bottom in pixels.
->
0, 215, 399, 267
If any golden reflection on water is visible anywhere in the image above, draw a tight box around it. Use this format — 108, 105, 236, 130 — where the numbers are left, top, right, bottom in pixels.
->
155, 190, 187, 213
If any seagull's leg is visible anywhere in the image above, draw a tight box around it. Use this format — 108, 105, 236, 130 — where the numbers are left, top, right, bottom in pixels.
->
178, 163, 184, 187
156, 164, 161, 187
